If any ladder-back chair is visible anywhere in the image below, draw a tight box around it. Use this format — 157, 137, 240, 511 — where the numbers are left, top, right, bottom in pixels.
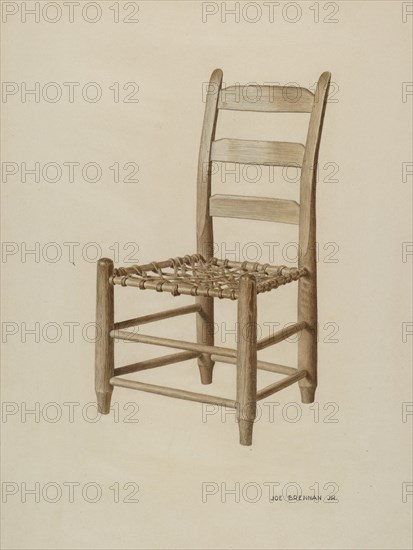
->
95, 69, 331, 445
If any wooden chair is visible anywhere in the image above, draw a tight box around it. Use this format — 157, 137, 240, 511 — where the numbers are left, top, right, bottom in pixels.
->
95, 69, 331, 445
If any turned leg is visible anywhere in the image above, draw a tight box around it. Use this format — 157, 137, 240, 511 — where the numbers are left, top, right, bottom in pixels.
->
196, 296, 215, 384
236, 274, 257, 446
297, 268, 317, 404
95, 258, 114, 413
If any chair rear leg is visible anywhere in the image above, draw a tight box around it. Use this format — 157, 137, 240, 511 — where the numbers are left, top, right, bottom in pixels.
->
236, 275, 257, 446
95, 258, 115, 413
297, 272, 317, 403
298, 328, 317, 403
196, 297, 215, 384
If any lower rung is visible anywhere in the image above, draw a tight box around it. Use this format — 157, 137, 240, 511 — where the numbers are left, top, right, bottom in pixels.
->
257, 321, 307, 350
256, 370, 308, 401
210, 354, 297, 375
110, 377, 236, 408
114, 351, 200, 376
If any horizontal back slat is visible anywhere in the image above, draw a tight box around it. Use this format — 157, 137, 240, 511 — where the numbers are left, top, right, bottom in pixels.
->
211, 138, 305, 167
209, 194, 300, 225
218, 85, 314, 113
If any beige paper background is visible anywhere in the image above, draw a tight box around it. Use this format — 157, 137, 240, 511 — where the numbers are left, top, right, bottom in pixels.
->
1, 1, 412, 549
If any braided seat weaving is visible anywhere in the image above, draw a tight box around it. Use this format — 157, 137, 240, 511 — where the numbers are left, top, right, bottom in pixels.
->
113, 254, 307, 300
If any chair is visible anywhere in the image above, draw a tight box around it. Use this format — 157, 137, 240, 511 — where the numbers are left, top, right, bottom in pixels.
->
95, 69, 331, 445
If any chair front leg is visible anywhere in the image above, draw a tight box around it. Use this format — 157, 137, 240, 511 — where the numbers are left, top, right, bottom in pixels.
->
236, 274, 257, 446
95, 258, 115, 413
196, 296, 215, 384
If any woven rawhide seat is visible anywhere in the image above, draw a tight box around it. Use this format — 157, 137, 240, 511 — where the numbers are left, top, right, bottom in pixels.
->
112, 254, 307, 300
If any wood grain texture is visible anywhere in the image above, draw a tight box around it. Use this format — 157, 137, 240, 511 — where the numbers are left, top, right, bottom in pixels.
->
95, 258, 114, 414
210, 354, 297, 375
111, 329, 238, 358
110, 377, 236, 408
236, 275, 257, 446
218, 85, 314, 113
196, 69, 223, 384
113, 351, 200, 376
210, 194, 300, 225
256, 370, 308, 401
196, 68, 222, 258
298, 71, 331, 403
114, 304, 201, 330
211, 138, 305, 167
257, 321, 307, 351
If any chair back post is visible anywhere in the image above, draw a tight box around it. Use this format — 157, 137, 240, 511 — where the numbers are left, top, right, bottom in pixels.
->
196, 68, 223, 259
297, 71, 331, 400
196, 69, 222, 383
299, 72, 331, 266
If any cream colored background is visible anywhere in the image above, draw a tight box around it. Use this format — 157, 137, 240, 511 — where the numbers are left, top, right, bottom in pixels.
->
1, 1, 412, 549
